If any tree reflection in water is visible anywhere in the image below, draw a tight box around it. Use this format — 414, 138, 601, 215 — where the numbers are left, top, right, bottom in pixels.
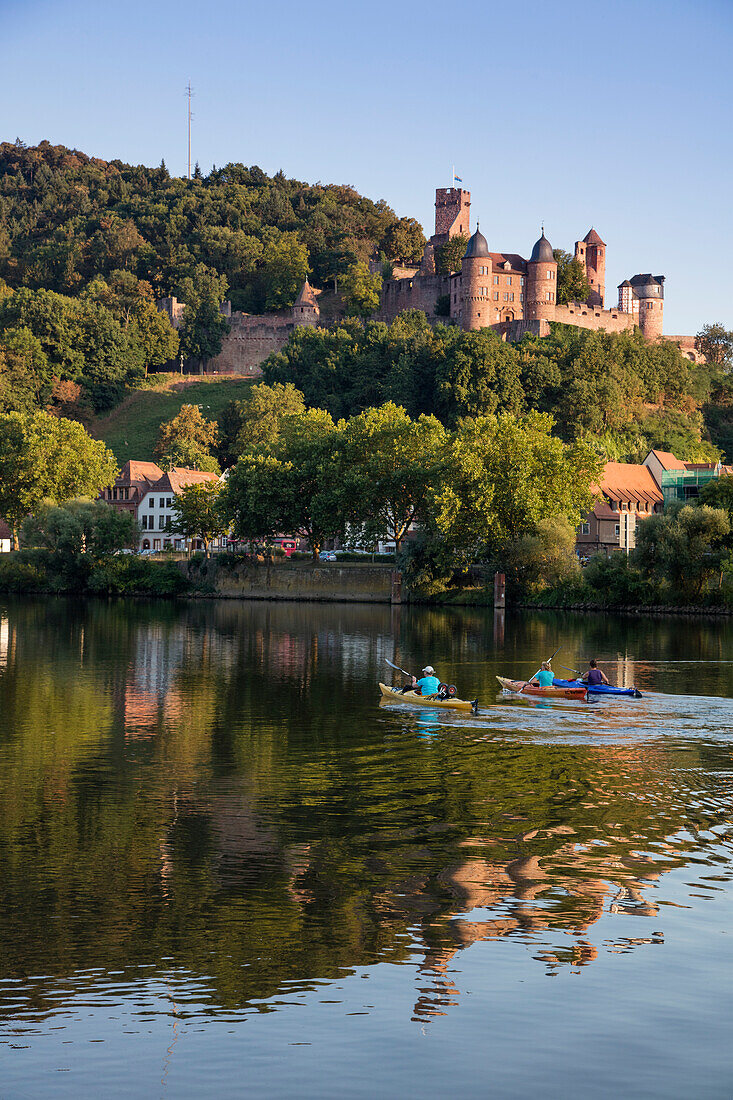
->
0, 596, 732, 1031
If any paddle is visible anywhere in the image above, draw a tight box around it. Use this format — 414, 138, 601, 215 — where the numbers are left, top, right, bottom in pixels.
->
385, 657, 413, 679
522, 647, 561, 694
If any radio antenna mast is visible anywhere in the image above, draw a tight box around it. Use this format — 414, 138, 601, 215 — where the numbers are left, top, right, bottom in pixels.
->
185, 82, 194, 180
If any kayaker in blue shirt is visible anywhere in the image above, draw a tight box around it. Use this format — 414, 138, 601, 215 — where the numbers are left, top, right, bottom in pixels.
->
529, 661, 554, 687
413, 666, 441, 696
581, 659, 609, 686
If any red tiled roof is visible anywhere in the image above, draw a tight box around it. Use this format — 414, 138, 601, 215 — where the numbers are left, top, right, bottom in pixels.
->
648, 449, 686, 471
148, 468, 219, 495
121, 461, 165, 483
489, 251, 527, 273
591, 502, 617, 519
592, 462, 663, 506
583, 228, 605, 246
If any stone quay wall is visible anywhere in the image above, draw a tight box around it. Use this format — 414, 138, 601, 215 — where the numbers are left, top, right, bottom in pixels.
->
186, 559, 397, 603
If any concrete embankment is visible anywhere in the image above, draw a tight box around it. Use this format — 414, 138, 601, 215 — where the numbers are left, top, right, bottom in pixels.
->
185, 558, 399, 603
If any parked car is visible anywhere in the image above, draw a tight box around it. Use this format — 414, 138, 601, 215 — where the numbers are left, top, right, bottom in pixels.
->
318, 551, 337, 561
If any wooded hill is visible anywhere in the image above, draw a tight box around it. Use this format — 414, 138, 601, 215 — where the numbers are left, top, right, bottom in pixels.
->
0, 140, 422, 310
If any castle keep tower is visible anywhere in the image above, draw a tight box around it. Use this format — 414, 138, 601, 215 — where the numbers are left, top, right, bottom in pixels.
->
433, 187, 471, 246
575, 228, 606, 307
526, 231, 557, 323
460, 226, 491, 331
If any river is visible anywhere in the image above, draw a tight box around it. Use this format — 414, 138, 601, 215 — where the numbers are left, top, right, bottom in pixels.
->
1, 598, 732, 1098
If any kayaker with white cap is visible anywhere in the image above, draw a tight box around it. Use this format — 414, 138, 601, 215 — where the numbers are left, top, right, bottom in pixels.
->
411, 666, 441, 696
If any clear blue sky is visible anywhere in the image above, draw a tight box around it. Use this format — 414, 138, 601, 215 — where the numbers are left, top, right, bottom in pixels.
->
2, 0, 731, 334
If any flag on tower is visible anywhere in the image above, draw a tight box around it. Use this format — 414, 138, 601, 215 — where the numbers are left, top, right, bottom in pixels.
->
454, 174, 462, 183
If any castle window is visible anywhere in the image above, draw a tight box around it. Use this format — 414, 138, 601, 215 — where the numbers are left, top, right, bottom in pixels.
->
509, 293, 514, 302
507, 276, 512, 286
521, 277, 525, 286
547, 270, 552, 279
546, 292, 551, 301
494, 291, 499, 301
503, 293, 509, 302
493, 275, 499, 285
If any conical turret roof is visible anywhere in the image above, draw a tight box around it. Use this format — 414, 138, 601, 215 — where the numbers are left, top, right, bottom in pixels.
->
294, 278, 318, 308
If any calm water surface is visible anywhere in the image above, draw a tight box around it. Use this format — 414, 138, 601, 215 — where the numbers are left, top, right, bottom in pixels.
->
1, 598, 733, 1098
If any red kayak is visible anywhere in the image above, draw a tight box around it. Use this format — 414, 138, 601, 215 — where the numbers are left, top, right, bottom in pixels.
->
497, 676, 588, 701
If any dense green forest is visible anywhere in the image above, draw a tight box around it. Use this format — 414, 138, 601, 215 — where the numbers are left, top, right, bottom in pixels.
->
0, 139, 424, 411
0, 139, 421, 308
260, 311, 730, 461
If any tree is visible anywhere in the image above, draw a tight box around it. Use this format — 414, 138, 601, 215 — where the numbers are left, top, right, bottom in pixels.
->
223, 408, 346, 559
217, 382, 306, 466
0, 410, 118, 548
170, 481, 226, 557
177, 266, 230, 367
22, 499, 138, 558
634, 503, 730, 599
503, 516, 580, 595
429, 412, 602, 565
129, 300, 179, 374
251, 233, 310, 312
700, 474, 733, 518
339, 262, 382, 317
0, 327, 51, 412
341, 403, 447, 552
435, 235, 468, 275
381, 218, 426, 264
154, 404, 220, 472
695, 323, 733, 367
553, 249, 591, 305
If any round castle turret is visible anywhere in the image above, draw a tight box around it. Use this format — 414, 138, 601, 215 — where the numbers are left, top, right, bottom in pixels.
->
292, 278, 320, 328
460, 225, 491, 332
635, 276, 664, 340
526, 230, 557, 323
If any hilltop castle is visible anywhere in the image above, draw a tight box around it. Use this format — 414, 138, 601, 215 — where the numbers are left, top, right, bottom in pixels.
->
380, 186, 668, 343
158, 186, 700, 375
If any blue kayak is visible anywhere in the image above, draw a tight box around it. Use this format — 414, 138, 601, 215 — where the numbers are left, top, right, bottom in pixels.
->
553, 678, 642, 699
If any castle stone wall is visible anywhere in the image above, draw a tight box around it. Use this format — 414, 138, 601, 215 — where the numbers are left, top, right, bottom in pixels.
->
380, 274, 449, 322
554, 302, 636, 334
207, 315, 294, 375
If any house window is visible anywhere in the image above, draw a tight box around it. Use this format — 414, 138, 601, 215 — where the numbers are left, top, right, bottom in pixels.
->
509, 293, 514, 302
581, 523, 590, 535
494, 291, 499, 301
493, 275, 499, 285
159, 516, 166, 530
154, 539, 161, 550
615, 525, 620, 538
521, 277, 525, 286
503, 293, 509, 302
148, 498, 154, 508
159, 498, 165, 507
507, 276, 512, 286
166, 497, 173, 508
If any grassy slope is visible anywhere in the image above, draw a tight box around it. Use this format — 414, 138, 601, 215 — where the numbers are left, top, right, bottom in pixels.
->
90, 374, 255, 464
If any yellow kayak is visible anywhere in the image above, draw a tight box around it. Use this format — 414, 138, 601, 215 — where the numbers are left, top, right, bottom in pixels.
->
379, 683, 478, 713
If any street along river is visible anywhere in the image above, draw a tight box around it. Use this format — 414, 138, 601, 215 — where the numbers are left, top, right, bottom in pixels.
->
1, 597, 733, 1098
